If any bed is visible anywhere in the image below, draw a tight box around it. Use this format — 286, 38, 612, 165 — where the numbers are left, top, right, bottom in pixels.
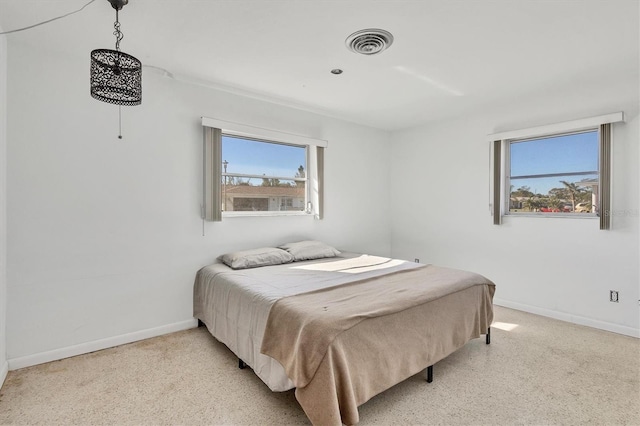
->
193, 243, 495, 425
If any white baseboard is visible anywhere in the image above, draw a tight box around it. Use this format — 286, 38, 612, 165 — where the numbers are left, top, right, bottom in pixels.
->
0, 360, 8, 389
8, 318, 198, 371
494, 298, 640, 338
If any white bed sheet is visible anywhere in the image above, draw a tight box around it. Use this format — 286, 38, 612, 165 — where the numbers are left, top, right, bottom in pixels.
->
193, 253, 421, 391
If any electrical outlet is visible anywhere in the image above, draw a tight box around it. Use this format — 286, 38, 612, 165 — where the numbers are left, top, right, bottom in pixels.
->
610, 290, 619, 303
414, 258, 420, 263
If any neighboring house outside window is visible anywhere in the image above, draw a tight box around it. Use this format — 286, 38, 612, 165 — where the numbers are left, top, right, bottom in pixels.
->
222, 186, 305, 212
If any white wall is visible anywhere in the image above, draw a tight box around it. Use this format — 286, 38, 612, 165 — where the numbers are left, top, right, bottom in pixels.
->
390, 84, 640, 337
0, 26, 8, 384
5, 28, 638, 373
5, 41, 391, 365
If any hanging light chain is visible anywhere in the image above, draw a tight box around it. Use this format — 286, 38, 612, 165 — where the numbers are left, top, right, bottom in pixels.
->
113, 9, 123, 52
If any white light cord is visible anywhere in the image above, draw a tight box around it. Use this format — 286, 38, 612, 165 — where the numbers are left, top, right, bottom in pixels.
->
0, 0, 97, 35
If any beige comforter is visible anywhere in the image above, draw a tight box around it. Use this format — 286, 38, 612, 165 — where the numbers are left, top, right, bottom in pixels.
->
261, 265, 495, 425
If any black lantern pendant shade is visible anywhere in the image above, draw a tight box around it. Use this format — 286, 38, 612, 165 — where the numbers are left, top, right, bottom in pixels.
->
90, 49, 141, 105
90, 0, 141, 106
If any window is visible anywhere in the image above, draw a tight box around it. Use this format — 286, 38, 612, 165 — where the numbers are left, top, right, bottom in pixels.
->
221, 135, 307, 213
489, 112, 624, 229
201, 117, 327, 221
507, 130, 599, 215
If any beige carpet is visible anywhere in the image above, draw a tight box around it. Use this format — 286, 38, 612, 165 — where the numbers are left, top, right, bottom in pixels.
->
0, 306, 638, 425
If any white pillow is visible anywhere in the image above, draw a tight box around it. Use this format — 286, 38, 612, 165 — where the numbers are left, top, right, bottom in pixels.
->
279, 240, 341, 261
219, 247, 294, 270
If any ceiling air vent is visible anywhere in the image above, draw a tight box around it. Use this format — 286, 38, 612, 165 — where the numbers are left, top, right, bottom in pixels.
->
346, 29, 394, 55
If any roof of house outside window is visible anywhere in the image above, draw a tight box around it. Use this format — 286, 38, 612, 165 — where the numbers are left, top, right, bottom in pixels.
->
223, 185, 304, 197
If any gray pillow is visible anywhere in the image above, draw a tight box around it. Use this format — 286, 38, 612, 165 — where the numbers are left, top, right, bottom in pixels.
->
279, 240, 341, 261
219, 247, 294, 270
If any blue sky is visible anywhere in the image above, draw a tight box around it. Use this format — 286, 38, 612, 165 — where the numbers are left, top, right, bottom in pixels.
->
510, 131, 598, 195
222, 132, 598, 194
222, 136, 306, 181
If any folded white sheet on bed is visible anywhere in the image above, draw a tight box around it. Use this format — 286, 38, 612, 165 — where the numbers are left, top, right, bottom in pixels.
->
193, 253, 421, 391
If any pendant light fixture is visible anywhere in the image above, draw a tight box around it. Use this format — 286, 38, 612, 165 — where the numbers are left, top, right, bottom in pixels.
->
90, 0, 141, 137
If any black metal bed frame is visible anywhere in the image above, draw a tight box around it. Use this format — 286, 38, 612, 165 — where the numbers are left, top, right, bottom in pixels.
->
426, 327, 490, 383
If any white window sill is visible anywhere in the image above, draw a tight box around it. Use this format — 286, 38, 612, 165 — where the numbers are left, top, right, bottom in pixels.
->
222, 211, 312, 218
506, 213, 598, 219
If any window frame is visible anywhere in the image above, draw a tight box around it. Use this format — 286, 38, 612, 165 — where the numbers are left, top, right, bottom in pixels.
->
504, 128, 600, 218
201, 117, 327, 221
488, 112, 623, 229
221, 133, 309, 218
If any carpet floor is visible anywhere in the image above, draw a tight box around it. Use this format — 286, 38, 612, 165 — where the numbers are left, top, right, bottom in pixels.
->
0, 306, 638, 425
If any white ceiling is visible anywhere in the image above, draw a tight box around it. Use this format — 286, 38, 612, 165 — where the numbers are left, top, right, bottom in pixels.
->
1, 0, 638, 130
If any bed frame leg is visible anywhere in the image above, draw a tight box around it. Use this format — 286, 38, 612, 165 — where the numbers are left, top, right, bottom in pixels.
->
426, 365, 433, 383
239, 359, 247, 369
486, 327, 491, 345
